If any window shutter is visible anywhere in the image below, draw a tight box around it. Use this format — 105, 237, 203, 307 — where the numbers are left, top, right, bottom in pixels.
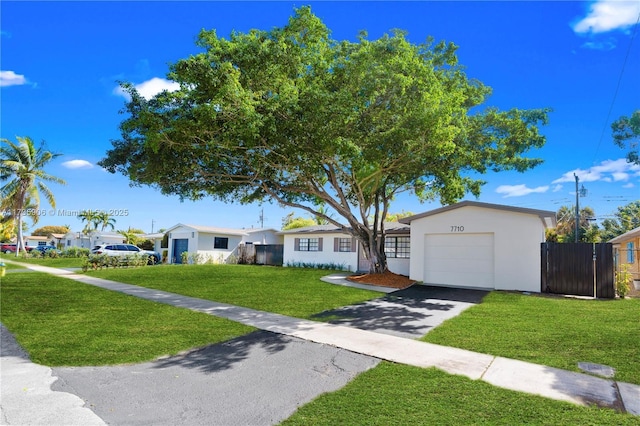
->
334, 238, 339, 252
294, 238, 300, 251
318, 237, 323, 251
351, 237, 357, 252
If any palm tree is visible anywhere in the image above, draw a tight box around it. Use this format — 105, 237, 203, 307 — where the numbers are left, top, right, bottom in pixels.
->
78, 210, 100, 234
96, 211, 116, 231
118, 228, 139, 245
1, 136, 65, 255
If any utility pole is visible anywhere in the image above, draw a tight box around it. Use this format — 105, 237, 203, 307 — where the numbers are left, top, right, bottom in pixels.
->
151, 219, 155, 233
258, 208, 264, 228
574, 174, 579, 243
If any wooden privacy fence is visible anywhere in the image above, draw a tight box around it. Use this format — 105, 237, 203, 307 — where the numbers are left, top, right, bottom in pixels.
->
541, 243, 614, 298
237, 244, 283, 266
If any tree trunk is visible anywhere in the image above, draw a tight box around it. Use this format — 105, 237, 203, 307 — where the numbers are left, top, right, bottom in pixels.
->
357, 230, 388, 274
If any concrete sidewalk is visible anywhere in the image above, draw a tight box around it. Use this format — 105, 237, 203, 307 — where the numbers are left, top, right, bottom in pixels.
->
2, 260, 639, 423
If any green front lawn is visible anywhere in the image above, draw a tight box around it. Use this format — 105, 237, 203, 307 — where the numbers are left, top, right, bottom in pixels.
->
282, 362, 639, 425
1, 255, 85, 268
0, 272, 254, 366
87, 264, 381, 319
422, 291, 640, 384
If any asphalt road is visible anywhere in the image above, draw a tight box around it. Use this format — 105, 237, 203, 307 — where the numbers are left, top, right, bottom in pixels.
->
51, 331, 380, 426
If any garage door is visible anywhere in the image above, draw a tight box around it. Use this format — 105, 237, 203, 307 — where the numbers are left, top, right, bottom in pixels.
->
424, 233, 494, 288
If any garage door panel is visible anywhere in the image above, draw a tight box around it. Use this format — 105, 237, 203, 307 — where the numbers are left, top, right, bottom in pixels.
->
424, 233, 494, 289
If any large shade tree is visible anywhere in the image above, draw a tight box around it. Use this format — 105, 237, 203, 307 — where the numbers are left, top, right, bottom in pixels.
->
0, 136, 65, 255
612, 110, 640, 165
100, 7, 550, 273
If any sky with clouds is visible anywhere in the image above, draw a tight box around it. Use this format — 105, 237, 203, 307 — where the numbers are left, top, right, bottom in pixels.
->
1, 1, 639, 232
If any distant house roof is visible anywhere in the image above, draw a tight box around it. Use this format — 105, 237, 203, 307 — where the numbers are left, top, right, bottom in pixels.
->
25, 235, 49, 241
165, 223, 278, 237
609, 226, 640, 244
277, 222, 410, 235
399, 201, 557, 228
49, 233, 66, 239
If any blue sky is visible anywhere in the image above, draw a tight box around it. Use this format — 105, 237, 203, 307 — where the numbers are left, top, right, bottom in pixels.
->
2, 1, 639, 233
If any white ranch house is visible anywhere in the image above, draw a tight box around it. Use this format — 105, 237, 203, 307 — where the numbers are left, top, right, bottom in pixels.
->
62, 231, 125, 249
279, 201, 555, 293
279, 222, 411, 276
165, 224, 281, 264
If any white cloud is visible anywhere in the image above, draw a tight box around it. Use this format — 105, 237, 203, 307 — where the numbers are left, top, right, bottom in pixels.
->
581, 39, 617, 50
62, 159, 93, 169
552, 158, 640, 184
496, 184, 549, 198
622, 182, 635, 188
573, 0, 640, 34
0, 70, 27, 87
114, 77, 180, 101
552, 184, 563, 193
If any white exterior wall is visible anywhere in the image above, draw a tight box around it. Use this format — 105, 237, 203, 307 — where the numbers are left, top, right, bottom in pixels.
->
409, 206, 546, 292
283, 232, 359, 271
196, 233, 244, 263
62, 232, 124, 249
387, 257, 410, 277
244, 230, 282, 245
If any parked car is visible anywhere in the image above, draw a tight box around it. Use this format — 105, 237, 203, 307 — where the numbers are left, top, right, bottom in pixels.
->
91, 244, 160, 264
1, 243, 35, 254
33, 245, 61, 255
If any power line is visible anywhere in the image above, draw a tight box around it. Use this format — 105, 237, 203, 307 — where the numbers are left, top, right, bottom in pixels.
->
591, 11, 640, 163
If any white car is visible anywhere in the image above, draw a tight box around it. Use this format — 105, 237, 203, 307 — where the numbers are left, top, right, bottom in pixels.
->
91, 244, 160, 264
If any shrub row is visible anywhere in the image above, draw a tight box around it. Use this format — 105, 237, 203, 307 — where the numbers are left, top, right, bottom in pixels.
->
82, 254, 152, 271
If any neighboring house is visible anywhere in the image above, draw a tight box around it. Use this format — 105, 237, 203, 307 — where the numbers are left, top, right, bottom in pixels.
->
24, 235, 49, 247
609, 226, 640, 285
49, 233, 66, 248
279, 222, 411, 276
62, 231, 125, 249
165, 224, 282, 264
400, 201, 556, 293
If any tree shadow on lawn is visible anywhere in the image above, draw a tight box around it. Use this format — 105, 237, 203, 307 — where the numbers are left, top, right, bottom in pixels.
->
311, 285, 489, 339
152, 330, 290, 374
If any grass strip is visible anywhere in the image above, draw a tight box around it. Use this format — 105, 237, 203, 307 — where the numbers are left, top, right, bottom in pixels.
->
422, 291, 640, 384
282, 362, 639, 425
88, 264, 381, 319
0, 256, 85, 268
0, 272, 254, 366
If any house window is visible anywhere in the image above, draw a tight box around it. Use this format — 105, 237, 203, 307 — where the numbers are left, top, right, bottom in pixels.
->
385, 236, 410, 258
38, 241, 47, 246
334, 237, 356, 252
337, 238, 352, 252
214, 237, 229, 249
297, 238, 321, 251
627, 242, 635, 264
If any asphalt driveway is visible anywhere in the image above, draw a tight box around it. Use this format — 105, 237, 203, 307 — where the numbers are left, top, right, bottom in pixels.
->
312, 285, 489, 339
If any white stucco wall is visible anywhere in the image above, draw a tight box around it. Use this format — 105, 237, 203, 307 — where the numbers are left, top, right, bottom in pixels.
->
282, 233, 359, 271
387, 257, 410, 277
408, 206, 547, 292
167, 228, 197, 263
244, 230, 282, 245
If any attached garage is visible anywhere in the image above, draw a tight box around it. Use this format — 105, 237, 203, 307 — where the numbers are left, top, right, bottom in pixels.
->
424, 233, 495, 288
401, 201, 556, 293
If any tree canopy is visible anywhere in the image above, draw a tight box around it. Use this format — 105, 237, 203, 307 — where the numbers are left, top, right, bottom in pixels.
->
612, 110, 640, 165
600, 201, 640, 241
100, 7, 550, 272
31, 225, 70, 236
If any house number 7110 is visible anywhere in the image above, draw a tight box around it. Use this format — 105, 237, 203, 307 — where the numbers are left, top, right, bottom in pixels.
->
450, 226, 465, 232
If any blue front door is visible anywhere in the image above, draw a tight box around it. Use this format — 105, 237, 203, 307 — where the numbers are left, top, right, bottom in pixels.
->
172, 239, 189, 264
